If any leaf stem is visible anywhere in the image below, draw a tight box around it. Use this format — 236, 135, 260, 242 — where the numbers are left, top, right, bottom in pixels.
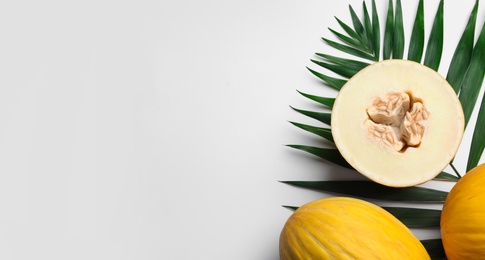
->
450, 162, 462, 178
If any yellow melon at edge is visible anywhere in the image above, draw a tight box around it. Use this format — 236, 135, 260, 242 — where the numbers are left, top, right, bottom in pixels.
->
331, 60, 464, 187
441, 163, 485, 259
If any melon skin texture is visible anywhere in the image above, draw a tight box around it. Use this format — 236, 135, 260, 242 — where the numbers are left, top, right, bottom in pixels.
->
331, 60, 464, 187
441, 163, 485, 260
279, 197, 430, 260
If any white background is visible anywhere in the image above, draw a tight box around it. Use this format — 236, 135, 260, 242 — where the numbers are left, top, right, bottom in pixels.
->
0, 0, 483, 259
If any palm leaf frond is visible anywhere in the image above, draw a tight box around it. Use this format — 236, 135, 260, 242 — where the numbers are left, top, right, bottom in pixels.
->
335, 17, 362, 45
371, 0, 380, 59
459, 19, 485, 127
306, 67, 346, 90
311, 59, 360, 78
446, 0, 478, 93
434, 171, 459, 182
362, 1, 374, 55
421, 239, 446, 260
392, 0, 404, 59
297, 90, 335, 108
423, 0, 444, 71
281, 181, 448, 202
349, 5, 369, 48
468, 95, 485, 171
328, 28, 362, 49
407, 0, 424, 62
383, 0, 394, 59
289, 122, 334, 143
315, 53, 370, 71
286, 145, 351, 168
322, 37, 376, 60
382, 207, 441, 227
290, 106, 331, 125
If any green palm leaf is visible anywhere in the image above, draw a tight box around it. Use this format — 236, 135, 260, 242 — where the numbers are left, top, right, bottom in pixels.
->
382, 207, 441, 227
297, 90, 335, 108
446, 0, 478, 93
421, 239, 446, 260
281, 181, 448, 202
306, 67, 346, 90
459, 19, 485, 127
325, 6, 379, 61
311, 59, 359, 78
290, 106, 331, 125
286, 145, 351, 168
315, 53, 370, 71
383, 0, 394, 59
335, 17, 362, 45
434, 171, 459, 182
349, 5, 369, 47
328, 28, 362, 49
289, 122, 333, 143
407, 0, 424, 62
362, 1, 374, 55
371, 0, 380, 59
392, 0, 404, 59
423, 0, 444, 71
282, 205, 298, 211
468, 94, 485, 171
322, 37, 376, 60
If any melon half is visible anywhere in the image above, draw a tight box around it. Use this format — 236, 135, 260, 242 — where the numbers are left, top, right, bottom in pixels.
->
331, 60, 464, 187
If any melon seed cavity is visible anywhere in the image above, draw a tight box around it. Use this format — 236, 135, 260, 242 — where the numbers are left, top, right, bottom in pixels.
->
365, 92, 429, 152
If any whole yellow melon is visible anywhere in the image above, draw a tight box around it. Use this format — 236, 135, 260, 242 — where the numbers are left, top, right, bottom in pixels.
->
279, 197, 430, 259
441, 163, 485, 259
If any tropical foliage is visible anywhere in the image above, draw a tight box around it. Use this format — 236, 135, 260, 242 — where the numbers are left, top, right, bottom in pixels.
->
284, 0, 485, 258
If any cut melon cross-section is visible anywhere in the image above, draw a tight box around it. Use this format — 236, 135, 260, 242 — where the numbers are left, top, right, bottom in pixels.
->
331, 60, 464, 187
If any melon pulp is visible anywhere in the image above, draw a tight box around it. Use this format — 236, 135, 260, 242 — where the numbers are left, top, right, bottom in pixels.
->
331, 60, 464, 187
279, 197, 430, 259
441, 163, 485, 260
